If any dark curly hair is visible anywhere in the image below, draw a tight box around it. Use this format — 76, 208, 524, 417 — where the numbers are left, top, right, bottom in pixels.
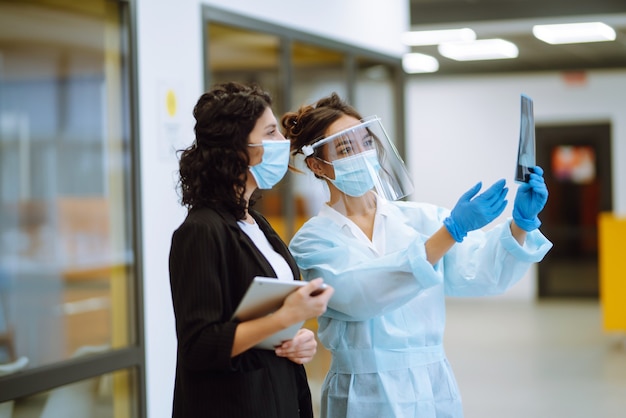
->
177, 82, 272, 219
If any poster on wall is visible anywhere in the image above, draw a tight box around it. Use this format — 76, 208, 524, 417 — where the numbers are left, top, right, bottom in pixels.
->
551, 145, 596, 184
157, 81, 188, 161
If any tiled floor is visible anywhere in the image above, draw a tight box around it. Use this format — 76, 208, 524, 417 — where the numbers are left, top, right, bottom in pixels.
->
305, 299, 626, 418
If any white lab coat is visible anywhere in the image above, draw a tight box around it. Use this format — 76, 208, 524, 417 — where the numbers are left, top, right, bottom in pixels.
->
289, 196, 553, 418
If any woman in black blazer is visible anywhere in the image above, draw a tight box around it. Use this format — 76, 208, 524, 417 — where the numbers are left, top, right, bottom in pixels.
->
169, 82, 333, 418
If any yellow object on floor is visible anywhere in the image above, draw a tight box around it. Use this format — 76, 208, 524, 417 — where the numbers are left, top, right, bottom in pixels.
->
598, 212, 626, 331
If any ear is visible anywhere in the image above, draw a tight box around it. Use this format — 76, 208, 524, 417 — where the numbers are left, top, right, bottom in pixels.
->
306, 157, 326, 177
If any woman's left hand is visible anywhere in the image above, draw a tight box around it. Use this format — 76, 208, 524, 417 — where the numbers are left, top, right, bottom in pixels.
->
513, 165, 548, 231
274, 328, 317, 364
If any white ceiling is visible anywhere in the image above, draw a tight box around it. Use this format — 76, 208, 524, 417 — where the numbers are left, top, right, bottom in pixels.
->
408, 0, 626, 74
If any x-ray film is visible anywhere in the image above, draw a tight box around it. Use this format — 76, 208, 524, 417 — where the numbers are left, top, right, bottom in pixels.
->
515, 94, 535, 183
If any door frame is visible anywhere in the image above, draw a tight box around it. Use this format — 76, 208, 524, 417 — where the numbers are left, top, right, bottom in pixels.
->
536, 122, 613, 298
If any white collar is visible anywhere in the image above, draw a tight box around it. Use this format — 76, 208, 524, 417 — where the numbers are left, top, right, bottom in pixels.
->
318, 193, 393, 254
318, 193, 395, 223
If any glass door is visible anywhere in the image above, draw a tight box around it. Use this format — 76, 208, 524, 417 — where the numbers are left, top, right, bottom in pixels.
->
0, 1, 142, 416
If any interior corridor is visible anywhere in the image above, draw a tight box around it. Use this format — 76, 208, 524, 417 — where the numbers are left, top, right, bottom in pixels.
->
304, 299, 626, 418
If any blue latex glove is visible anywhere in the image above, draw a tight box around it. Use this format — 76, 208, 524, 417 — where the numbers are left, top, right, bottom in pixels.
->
444, 179, 508, 242
513, 166, 548, 231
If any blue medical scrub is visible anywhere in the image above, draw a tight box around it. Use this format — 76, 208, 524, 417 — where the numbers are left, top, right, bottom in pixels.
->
289, 196, 552, 418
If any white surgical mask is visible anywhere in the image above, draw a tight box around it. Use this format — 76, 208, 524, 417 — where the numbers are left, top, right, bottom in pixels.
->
325, 150, 381, 197
249, 139, 290, 189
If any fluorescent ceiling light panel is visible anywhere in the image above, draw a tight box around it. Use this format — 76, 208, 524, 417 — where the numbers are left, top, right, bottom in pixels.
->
402, 28, 476, 46
532, 22, 616, 44
402, 53, 439, 73
438, 39, 519, 61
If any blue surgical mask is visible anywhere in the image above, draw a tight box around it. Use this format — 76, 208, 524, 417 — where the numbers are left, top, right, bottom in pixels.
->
326, 150, 381, 197
249, 139, 290, 189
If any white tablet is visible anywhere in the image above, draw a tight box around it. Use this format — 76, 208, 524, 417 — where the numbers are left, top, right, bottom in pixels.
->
232, 277, 307, 350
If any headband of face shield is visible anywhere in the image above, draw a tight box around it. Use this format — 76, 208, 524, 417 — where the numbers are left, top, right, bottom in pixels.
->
302, 116, 414, 200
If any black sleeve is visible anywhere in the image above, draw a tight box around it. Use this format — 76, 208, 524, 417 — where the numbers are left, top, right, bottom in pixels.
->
168, 220, 238, 372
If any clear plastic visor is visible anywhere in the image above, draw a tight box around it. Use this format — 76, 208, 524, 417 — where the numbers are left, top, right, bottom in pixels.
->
304, 116, 414, 200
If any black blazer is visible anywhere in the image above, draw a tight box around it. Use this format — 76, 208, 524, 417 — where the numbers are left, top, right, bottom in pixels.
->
168, 206, 313, 418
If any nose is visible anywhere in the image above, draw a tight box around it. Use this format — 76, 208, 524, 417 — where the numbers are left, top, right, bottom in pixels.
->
354, 141, 369, 154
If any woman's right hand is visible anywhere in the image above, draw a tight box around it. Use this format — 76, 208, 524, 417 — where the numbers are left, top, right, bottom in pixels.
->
231, 278, 333, 357
277, 278, 333, 326
443, 179, 508, 242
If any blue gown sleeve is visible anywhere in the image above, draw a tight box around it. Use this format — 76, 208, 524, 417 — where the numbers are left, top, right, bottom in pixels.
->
441, 218, 553, 296
392, 201, 553, 297
289, 217, 442, 322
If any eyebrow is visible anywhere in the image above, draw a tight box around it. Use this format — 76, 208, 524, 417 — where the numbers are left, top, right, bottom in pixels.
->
334, 138, 353, 150
263, 122, 277, 130
333, 132, 371, 149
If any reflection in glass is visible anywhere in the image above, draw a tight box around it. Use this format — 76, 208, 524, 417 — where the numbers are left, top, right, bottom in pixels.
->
0, 0, 134, 369
355, 58, 397, 150
291, 42, 348, 223
6, 368, 138, 418
206, 23, 295, 237
208, 24, 282, 110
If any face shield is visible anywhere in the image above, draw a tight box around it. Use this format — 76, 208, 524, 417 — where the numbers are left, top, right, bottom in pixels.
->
302, 116, 414, 201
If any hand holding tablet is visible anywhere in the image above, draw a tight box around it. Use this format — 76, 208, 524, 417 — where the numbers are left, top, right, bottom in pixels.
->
232, 277, 330, 349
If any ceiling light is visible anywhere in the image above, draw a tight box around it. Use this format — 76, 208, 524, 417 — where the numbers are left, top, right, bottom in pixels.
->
532, 22, 616, 44
401, 28, 476, 46
438, 39, 519, 61
402, 53, 439, 73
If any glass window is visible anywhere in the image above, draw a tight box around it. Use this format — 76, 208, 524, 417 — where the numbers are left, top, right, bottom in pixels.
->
0, 0, 135, 372
355, 58, 398, 147
206, 22, 296, 238
290, 42, 348, 224
5, 367, 138, 418
291, 41, 347, 108
208, 24, 283, 110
